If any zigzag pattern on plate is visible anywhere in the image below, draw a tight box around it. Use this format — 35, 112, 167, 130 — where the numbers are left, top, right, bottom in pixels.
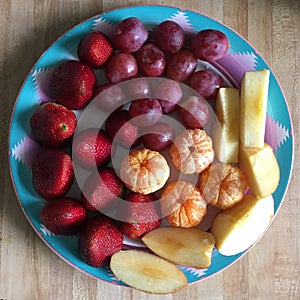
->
11, 135, 41, 168
92, 17, 116, 36
168, 10, 195, 34
40, 223, 56, 237
32, 68, 54, 103
168, 10, 195, 44
180, 266, 208, 278
214, 51, 258, 87
104, 266, 122, 283
265, 115, 290, 151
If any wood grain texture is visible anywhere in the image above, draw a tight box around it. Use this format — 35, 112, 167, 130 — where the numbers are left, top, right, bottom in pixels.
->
0, 0, 299, 299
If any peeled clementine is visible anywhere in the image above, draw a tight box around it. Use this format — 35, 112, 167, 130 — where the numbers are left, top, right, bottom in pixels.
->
161, 181, 207, 228
169, 129, 214, 174
119, 148, 170, 195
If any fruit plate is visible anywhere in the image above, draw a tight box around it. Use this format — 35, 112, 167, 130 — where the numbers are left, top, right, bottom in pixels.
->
9, 5, 293, 287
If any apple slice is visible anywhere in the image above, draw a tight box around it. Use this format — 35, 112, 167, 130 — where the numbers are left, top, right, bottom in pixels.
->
212, 87, 240, 163
110, 250, 187, 294
239, 143, 280, 198
240, 69, 270, 149
211, 193, 274, 256
142, 227, 215, 268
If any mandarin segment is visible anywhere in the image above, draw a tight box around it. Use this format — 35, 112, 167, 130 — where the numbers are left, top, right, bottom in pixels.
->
161, 181, 207, 228
199, 163, 248, 209
169, 129, 214, 174
120, 148, 170, 195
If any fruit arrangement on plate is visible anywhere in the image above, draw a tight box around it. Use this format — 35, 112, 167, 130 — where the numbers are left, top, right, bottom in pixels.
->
9, 6, 293, 295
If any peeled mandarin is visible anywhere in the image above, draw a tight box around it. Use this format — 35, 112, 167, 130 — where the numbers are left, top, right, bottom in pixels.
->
169, 129, 214, 174
161, 181, 207, 228
120, 148, 170, 195
199, 163, 248, 209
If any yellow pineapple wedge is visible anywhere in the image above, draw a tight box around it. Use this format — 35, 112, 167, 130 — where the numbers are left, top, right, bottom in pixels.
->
239, 143, 280, 198
211, 193, 274, 256
240, 70, 270, 148
110, 250, 187, 294
142, 227, 215, 268
212, 87, 240, 163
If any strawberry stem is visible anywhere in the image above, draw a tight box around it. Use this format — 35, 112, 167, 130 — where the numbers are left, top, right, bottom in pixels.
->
61, 124, 68, 132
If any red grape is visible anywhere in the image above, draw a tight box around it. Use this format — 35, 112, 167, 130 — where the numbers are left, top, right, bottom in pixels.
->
155, 20, 185, 54
136, 43, 166, 77
93, 83, 125, 111
129, 98, 162, 127
127, 77, 152, 99
142, 122, 175, 151
177, 96, 210, 129
105, 110, 140, 148
166, 49, 197, 82
154, 79, 183, 114
113, 17, 149, 53
192, 29, 229, 62
106, 53, 138, 84
189, 69, 224, 100
93, 83, 114, 97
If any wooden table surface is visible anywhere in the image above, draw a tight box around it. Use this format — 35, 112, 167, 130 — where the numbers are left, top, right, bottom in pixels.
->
1, 0, 299, 299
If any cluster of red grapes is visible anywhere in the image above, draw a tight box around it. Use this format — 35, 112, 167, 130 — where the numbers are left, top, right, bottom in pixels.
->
82, 17, 230, 151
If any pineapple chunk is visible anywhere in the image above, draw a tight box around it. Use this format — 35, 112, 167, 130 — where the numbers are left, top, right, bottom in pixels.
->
239, 143, 280, 198
212, 87, 240, 163
211, 193, 274, 256
240, 70, 270, 148
110, 250, 187, 294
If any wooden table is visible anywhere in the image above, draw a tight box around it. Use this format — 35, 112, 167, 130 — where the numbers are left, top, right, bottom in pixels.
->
1, 0, 299, 299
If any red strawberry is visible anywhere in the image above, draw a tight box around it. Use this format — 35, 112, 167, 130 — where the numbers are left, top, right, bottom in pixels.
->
78, 214, 124, 267
81, 167, 125, 212
105, 110, 140, 149
32, 148, 74, 200
93, 83, 125, 111
30, 102, 77, 148
118, 192, 162, 239
72, 128, 112, 169
40, 197, 87, 235
77, 31, 113, 69
50, 60, 96, 110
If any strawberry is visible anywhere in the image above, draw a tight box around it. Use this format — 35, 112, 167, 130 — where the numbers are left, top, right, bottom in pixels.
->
118, 192, 162, 239
50, 60, 96, 110
78, 31, 113, 69
30, 102, 77, 148
40, 197, 87, 235
78, 214, 124, 267
72, 128, 112, 169
32, 148, 74, 200
105, 110, 140, 149
81, 167, 125, 212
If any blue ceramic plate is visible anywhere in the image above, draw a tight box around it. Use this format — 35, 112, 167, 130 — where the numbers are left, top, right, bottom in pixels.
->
9, 5, 293, 286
